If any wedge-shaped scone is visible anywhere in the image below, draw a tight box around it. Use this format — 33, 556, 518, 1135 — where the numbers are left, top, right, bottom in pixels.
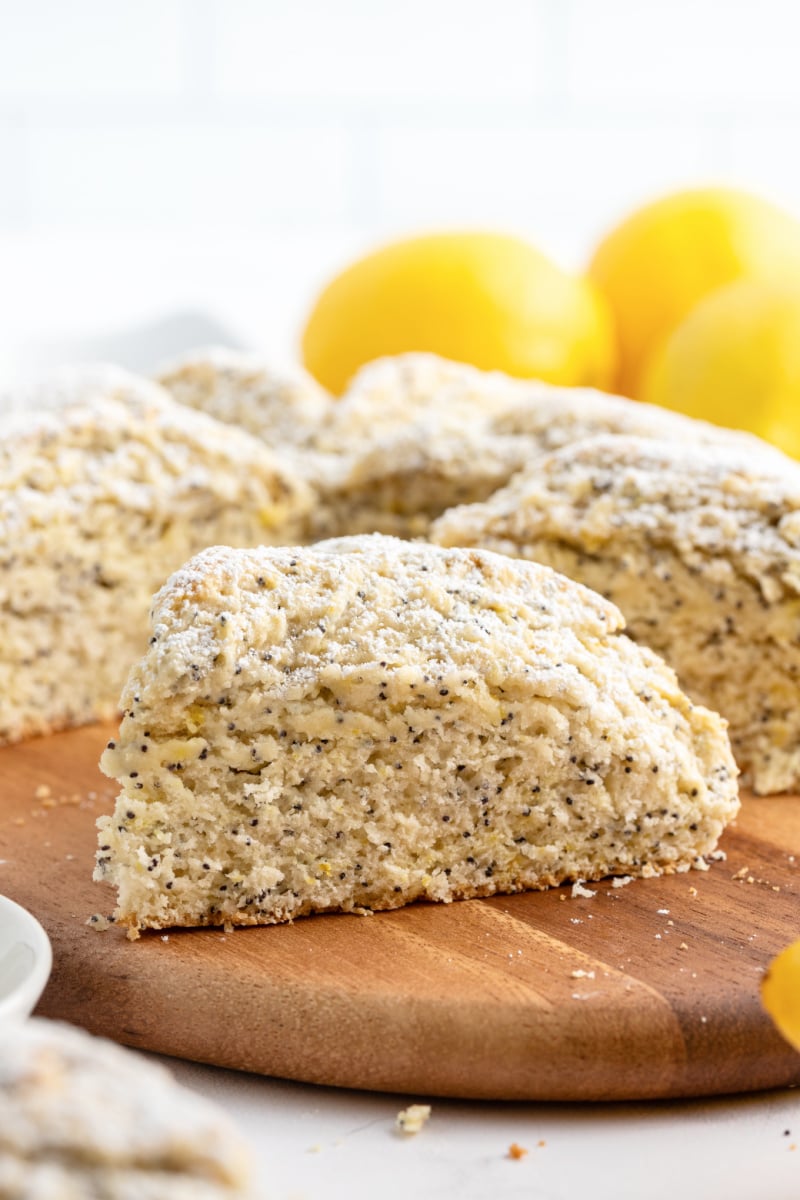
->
314, 353, 787, 461
157, 345, 332, 448
310, 353, 536, 451
0, 1019, 252, 1199
306, 354, 786, 538
96, 535, 738, 934
432, 435, 800, 794
306, 354, 544, 538
307, 424, 537, 539
492, 375, 787, 461
0, 383, 313, 744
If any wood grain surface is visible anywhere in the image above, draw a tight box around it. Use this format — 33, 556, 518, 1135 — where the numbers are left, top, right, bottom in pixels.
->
1, 722, 799, 1101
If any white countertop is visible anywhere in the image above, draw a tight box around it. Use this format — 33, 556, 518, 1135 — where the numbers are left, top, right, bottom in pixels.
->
161, 1055, 800, 1200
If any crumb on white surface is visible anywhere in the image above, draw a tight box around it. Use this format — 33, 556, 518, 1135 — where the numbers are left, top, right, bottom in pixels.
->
395, 1104, 432, 1135
571, 881, 596, 899
508, 1142, 528, 1160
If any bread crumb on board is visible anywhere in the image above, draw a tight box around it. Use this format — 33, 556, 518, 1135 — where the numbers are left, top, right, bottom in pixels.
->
571, 881, 597, 899
508, 1142, 528, 1160
395, 1104, 432, 1135
86, 914, 115, 932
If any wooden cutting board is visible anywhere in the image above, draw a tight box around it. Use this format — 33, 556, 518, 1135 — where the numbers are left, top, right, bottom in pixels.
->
1, 722, 799, 1101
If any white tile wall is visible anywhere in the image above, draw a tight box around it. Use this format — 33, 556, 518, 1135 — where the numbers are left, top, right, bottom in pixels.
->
719, 122, 800, 203
212, 0, 554, 102
0, 0, 799, 261
0, 123, 28, 228
373, 119, 716, 262
567, 0, 800, 110
26, 120, 352, 228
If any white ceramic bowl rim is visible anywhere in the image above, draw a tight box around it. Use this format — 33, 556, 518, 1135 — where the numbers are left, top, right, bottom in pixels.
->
0, 894, 52, 1022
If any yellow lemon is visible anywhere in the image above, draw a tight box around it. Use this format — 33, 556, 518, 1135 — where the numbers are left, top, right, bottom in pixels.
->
301, 232, 615, 395
643, 279, 800, 458
588, 187, 800, 397
762, 938, 800, 1052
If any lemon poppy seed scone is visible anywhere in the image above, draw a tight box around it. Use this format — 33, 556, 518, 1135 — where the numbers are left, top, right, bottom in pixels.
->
432, 435, 800, 794
329, 352, 780, 458
303, 355, 543, 538
0, 1019, 252, 1199
306, 423, 538, 539
156, 347, 342, 537
310, 353, 539, 451
0, 386, 313, 744
96, 535, 738, 934
157, 345, 333, 448
491, 376, 789, 463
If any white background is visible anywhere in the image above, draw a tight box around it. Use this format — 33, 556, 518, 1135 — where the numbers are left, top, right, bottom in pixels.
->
4, 5, 800, 1195
1, 0, 800, 366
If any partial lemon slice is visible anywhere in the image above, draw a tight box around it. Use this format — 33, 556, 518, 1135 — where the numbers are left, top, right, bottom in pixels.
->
762, 939, 800, 1051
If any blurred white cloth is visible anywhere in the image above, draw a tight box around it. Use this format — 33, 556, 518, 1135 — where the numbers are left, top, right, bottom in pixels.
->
0, 310, 247, 392
0, 228, 358, 391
